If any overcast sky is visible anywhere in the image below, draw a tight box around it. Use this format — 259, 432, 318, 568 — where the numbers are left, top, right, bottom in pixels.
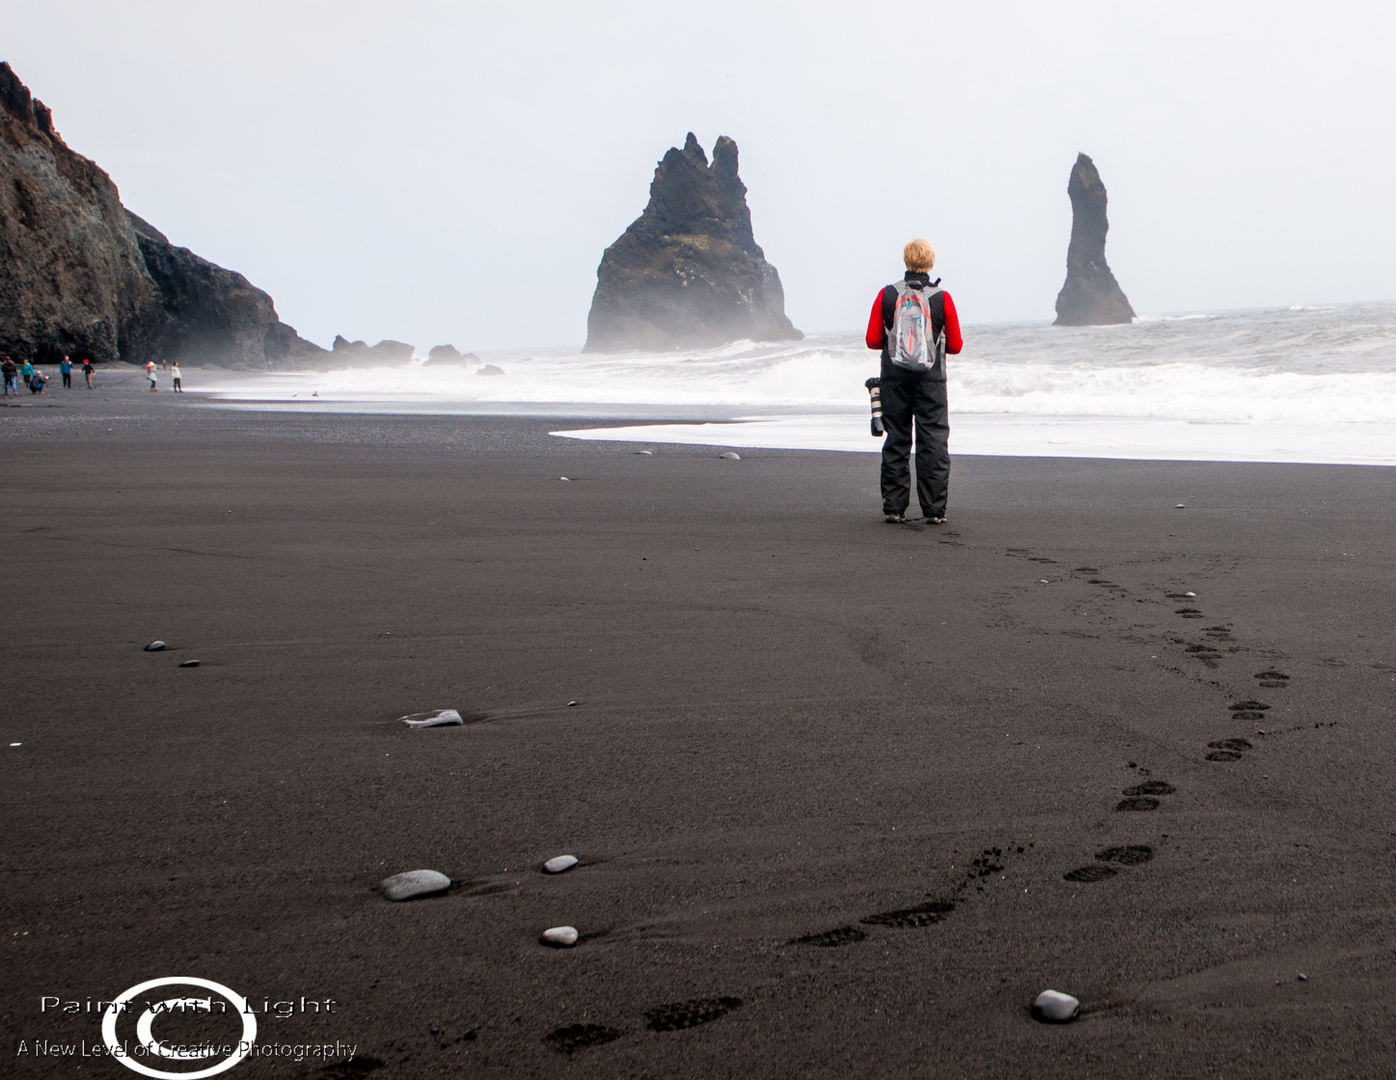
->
9, 1, 1396, 349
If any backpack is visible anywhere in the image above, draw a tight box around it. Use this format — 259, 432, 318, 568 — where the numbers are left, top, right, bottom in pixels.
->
887, 281, 944, 372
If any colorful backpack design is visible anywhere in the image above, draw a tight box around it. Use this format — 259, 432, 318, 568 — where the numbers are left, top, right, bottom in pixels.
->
888, 281, 944, 372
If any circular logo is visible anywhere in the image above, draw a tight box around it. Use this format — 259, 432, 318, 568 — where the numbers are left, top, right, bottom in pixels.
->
102, 978, 257, 1079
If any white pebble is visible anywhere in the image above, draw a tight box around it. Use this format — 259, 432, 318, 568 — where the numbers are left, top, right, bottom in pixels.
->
1184, 591, 1196, 597
719, 452, 741, 460
1175, 503, 1186, 508
634, 450, 652, 455
1038, 579, 1049, 585
541, 926, 579, 947
380, 869, 451, 901
543, 855, 578, 874
9, 742, 21, 747
1032, 989, 1080, 1023
560, 476, 570, 481
399, 709, 464, 729
144, 640, 166, 652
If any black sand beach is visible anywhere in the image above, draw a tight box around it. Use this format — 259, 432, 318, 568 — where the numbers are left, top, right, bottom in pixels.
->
4, 371, 1396, 1078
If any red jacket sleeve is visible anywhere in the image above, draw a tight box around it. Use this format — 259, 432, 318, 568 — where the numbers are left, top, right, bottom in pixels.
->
942, 292, 963, 354
865, 289, 887, 350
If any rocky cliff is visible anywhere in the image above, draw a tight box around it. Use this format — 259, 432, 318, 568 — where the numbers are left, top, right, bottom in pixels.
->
0, 61, 321, 365
1053, 153, 1135, 326
584, 133, 801, 352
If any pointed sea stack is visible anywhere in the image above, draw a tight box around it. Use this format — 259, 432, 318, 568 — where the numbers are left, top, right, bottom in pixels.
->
584, 133, 801, 352
1053, 153, 1135, 326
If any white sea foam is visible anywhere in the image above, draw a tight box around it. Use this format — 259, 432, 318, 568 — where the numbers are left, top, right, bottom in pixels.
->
196, 302, 1396, 465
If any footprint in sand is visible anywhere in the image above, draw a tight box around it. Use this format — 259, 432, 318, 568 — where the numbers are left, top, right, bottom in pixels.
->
789, 926, 866, 947
1063, 864, 1118, 882
1206, 737, 1253, 762
1065, 845, 1155, 881
645, 998, 743, 1032
1123, 781, 1176, 797
545, 1024, 624, 1053
1175, 607, 1204, 619
1229, 700, 1271, 721
860, 900, 957, 928
1115, 797, 1159, 812
1255, 670, 1290, 689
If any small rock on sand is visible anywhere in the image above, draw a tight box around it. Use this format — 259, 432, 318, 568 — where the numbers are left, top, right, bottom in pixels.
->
380, 869, 451, 901
399, 709, 464, 729
1032, 989, 1079, 1023
543, 855, 578, 874
634, 450, 652, 455
144, 641, 166, 651
719, 452, 741, 460
541, 926, 579, 947
178, 660, 200, 668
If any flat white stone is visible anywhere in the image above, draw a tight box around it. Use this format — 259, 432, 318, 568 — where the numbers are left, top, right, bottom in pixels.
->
1038, 579, 1049, 585
1032, 989, 1079, 1023
144, 641, 166, 652
380, 869, 451, 901
719, 452, 741, 460
541, 926, 579, 947
1185, 591, 1196, 597
543, 855, 578, 874
634, 450, 653, 455
399, 709, 464, 729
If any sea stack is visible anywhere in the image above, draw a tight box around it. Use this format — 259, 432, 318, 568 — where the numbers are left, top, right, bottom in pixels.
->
0, 61, 320, 366
584, 133, 801, 352
1053, 153, 1135, 326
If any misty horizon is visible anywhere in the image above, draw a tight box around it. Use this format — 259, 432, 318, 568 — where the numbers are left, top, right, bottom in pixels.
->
9, 1, 1396, 351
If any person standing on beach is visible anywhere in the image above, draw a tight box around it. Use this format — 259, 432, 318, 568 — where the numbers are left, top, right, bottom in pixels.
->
82, 358, 93, 388
866, 238, 963, 524
171, 362, 182, 393
59, 355, 72, 389
145, 360, 157, 391
2, 357, 16, 397
20, 358, 35, 390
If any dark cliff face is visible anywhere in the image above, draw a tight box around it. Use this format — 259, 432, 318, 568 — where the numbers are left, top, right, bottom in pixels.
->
584, 133, 801, 352
0, 61, 161, 362
1053, 153, 1135, 326
0, 62, 321, 365
127, 212, 320, 367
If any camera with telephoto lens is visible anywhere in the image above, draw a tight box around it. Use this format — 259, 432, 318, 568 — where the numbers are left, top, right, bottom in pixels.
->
865, 377, 883, 436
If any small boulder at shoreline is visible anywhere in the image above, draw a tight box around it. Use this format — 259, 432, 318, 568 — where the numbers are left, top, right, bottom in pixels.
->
477, 364, 505, 377
380, 869, 451, 901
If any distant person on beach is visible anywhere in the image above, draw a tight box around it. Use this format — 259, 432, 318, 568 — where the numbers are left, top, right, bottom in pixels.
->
60, 355, 72, 388
82, 358, 94, 388
2, 357, 16, 397
171, 362, 182, 393
145, 360, 157, 391
866, 238, 963, 524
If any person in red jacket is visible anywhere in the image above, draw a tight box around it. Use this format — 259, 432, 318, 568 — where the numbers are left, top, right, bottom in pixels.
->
865, 238, 963, 524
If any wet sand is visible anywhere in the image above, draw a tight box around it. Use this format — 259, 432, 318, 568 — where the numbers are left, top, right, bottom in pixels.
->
4, 372, 1396, 1078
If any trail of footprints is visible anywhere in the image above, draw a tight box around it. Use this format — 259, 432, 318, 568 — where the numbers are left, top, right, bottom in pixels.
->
524, 578, 1345, 1053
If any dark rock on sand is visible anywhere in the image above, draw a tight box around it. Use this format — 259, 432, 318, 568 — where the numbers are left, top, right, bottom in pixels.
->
379, 869, 451, 901
0, 62, 320, 367
1053, 153, 1135, 327
424, 344, 481, 366
584, 133, 801, 352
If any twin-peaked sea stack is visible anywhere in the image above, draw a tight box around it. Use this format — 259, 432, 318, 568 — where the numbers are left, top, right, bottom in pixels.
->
584, 133, 801, 352
1053, 153, 1135, 326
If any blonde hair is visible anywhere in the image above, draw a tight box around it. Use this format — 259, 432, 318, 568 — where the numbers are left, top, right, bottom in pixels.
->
903, 238, 936, 271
